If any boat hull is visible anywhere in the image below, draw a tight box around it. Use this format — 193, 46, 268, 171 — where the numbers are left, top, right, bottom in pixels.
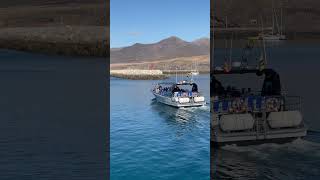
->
211, 125, 307, 148
211, 137, 301, 148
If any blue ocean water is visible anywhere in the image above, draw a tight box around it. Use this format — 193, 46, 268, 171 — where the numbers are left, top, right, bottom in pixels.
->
111, 75, 210, 180
212, 41, 320, 179
0, 49, 108, 179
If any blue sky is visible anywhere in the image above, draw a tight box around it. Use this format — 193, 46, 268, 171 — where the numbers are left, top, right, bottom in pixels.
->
110, 0, 209, 48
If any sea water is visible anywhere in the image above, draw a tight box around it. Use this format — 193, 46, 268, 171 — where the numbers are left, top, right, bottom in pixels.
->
111, 75, 210, 180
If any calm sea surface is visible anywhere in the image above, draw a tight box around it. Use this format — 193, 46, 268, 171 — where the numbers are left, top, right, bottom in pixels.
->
212, 41, 320, 179
111, 75, 210, 180
0, 49, 108, 179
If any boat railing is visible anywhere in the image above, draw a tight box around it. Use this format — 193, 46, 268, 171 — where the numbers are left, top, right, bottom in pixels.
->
211, 95, 301, 114
154, 86, 203, 98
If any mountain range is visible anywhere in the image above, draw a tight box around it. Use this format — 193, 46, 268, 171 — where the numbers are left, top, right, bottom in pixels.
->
110, 36, 209, 64
214, 0, 320, 33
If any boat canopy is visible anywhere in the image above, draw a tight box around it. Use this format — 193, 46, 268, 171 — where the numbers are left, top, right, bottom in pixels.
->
158, 80, 196, 86
211, 68, 281, 97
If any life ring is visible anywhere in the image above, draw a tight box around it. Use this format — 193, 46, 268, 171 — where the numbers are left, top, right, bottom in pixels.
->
266, 98, 280, 112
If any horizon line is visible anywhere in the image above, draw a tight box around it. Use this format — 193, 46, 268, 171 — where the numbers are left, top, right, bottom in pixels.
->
111, 35, 210, 49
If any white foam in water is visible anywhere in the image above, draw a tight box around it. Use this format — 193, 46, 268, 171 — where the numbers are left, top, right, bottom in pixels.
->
284, 138, 320, 157
221, 138, 320, 160
222, 144, 270, 159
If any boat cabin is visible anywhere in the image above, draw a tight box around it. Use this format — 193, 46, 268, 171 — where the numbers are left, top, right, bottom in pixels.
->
154, 81, 200, 98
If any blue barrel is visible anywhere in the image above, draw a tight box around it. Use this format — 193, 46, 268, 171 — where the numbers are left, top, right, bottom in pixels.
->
247, 96, 254, 111
222, 100, 229, 111
214, 101, 220, 112
256, 96, 262, 110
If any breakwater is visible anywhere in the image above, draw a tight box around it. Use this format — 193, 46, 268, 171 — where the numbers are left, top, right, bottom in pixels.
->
110, 69, 168, 80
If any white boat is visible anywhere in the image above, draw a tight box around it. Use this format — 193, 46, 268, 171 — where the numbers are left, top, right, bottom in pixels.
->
262, 34, 286, 41
152, 80, 206, 108
211, 68, 307, 147
190, 60, 200, 76
190, 71, 199, 76
263, 4, 286, 40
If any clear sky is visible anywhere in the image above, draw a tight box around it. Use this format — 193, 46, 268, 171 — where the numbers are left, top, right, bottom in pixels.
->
110, 0, 209, 48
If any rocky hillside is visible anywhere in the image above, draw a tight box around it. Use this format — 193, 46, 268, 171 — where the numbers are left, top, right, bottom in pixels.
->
214, 0, 320, 36
110, 36, 209, 64
0, 0, 108, 56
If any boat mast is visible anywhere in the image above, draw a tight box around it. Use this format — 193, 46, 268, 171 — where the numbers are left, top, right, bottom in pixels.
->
261, 16, 267, 66
229, 33, 233, 67
272, 1, 274, 36
175, 67, 178, 83
225, 16, 228, 61
274, 9, 280, 35
263, 36, 267, 65
280, 7, 283, 36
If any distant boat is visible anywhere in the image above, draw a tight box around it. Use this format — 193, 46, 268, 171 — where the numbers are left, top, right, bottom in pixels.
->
190, 71, 199, 76
152, 80, 206, 108
249, 5, 286, 41
266, 5, 286, 40
190, 60, 200, 76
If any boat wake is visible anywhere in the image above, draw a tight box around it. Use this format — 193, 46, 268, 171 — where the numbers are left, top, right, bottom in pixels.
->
220, 134, 320, 160
180, 104, 210, 112
150, 98, 210, 137
213, 132, 320, 179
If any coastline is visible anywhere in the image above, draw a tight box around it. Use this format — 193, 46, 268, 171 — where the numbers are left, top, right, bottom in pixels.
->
214, 28, 320, 40
110, 69, 210, 80
0, 26, 108, 57
110, 55, 210, 80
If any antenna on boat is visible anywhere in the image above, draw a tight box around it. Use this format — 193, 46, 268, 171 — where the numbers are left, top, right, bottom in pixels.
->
271, 0, 277, 36
224, 16, 228, 67
280, 6, 283, 36
263, 37, 267, 65
259, 15, 267, 70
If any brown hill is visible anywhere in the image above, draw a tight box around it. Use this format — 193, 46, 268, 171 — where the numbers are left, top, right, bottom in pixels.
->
110, 36, 209, 64
0, 0, 108, 56
0, 0, 103, 8
214, 0, 320, 36
0, 0, 107, 27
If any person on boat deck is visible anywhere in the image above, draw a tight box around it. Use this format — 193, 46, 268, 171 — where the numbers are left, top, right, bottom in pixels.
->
172, 85, 180, 93
211, 76, 224, 96
258, 69, 281, 96
192, 83, 198, 92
